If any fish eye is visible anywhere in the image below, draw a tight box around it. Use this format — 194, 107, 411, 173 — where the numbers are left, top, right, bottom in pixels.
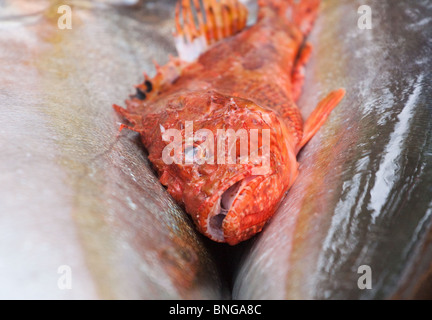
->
185, 144, 210, 164
184, 145, 199, 160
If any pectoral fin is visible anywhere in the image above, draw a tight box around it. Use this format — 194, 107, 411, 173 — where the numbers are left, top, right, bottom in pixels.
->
299, 88, 346, 151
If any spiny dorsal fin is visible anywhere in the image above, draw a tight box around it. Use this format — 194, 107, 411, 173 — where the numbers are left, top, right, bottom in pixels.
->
135, 56, 186, 100
174, 0, 248, 62
114, 55, 187, 120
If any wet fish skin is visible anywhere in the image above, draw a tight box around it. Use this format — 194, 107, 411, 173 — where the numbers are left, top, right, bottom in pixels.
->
0, 0, 226, 299
233, 0, 432, 299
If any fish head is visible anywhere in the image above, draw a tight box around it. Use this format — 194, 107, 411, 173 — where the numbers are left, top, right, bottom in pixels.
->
143, 91, 299, 245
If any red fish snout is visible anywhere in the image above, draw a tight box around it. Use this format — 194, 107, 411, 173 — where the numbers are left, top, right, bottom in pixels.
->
216, 173, 287, 245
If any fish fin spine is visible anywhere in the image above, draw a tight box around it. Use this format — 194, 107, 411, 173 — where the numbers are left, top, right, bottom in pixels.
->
174, 0, 248, 62
113, 57, 186, 130
133, 57, 186, 104
298, 88, 345, 151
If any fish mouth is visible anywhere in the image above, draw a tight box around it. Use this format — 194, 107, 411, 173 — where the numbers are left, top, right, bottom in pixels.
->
207, 176, 258, 242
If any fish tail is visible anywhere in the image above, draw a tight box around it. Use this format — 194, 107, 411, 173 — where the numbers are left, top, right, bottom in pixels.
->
258, 0, 321, 35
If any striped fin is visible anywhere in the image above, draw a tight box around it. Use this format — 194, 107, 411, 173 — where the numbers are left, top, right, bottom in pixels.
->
174, 0, 248, 62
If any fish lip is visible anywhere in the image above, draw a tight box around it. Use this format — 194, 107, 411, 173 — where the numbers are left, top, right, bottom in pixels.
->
205, 175, 245, 242
206, 174, 259, 242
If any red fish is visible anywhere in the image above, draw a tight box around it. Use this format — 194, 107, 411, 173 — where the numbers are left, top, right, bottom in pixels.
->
114, 0, 345, 245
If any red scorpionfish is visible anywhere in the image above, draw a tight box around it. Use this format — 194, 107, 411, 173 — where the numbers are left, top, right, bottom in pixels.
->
114, 0, 345, 245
